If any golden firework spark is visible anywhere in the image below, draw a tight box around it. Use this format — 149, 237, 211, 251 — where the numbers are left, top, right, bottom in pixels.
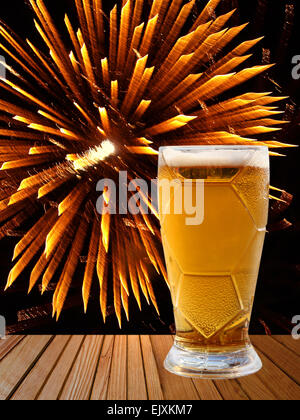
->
0, 0, 292, 326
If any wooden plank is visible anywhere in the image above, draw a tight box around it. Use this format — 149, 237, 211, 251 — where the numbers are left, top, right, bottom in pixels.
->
127, 336, 148, 400
59, 335, 104, 400
107, 335, 127, 400
37, 335, 85, 400
0, 336, 25, 362
0, 335, 299, 401
272, 335, 300, 356
192, 379, 223, 400
213, 379, 249, 400
11, 336, 71, 400
236, 373, 277, 400
90, 335, 115, 400
252, 336, 300, 386
0, 335, 53, 400
140, 335, 164, 400
255, 350, 300, 400
150, 335, 199, 400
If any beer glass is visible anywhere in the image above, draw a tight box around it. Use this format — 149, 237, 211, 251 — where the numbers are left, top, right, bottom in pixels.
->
158, 145, 270, 379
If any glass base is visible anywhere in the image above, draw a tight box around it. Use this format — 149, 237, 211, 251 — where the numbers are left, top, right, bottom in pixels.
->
164, 343, 262, 380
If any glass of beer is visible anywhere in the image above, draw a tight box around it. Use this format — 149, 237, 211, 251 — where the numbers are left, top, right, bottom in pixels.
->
158, 145, 270, 379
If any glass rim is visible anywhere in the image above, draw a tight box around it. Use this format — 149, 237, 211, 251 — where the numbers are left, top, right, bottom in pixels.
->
159, 145, 269, 152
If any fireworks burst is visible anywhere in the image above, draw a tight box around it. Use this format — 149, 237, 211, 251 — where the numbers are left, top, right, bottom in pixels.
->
0, 0, 292, 326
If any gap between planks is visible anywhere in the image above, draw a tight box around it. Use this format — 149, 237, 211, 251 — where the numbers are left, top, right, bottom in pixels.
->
271, 335, 300, 356
0, 335, 299, 400
0, 335, 54, 400
252, 335, 300, 387
0, 336, 25, 362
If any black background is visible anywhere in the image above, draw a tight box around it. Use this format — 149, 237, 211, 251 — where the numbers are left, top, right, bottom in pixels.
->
0, 0, 299, 334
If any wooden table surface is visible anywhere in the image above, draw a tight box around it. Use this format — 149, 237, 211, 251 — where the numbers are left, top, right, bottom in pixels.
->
0, 335, 299, 400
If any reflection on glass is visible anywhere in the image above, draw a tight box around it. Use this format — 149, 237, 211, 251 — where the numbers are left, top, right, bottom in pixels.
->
158, 146, 270, 379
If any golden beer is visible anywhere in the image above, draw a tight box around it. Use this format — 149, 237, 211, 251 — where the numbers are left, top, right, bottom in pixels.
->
158, 146, 269, 379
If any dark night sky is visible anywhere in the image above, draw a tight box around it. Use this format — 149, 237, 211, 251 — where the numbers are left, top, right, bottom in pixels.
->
0, 0, 299, 334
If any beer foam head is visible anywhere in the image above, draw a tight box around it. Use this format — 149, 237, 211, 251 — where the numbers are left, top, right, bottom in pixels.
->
160, 147, 269, 168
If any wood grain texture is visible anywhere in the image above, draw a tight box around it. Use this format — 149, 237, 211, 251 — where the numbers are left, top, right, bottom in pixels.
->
37, 335, 85, 400
90, 335, 115, 400
272, 335, 300, 356
107, 335, 127, 400
59, 335, 104, 400
192, 379, 223, 400
0, 336, 25, 361
150, 335, 200, 400
237, 372, 277, 401
127, 335, 148, 400
252, 336, 300, 386
213, 379, 249, 400
0, 335, 300, 400
140, 335, 164, 400
11, 335, 70, 400
0, 335, 53, 400
255, 350, 300, 400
